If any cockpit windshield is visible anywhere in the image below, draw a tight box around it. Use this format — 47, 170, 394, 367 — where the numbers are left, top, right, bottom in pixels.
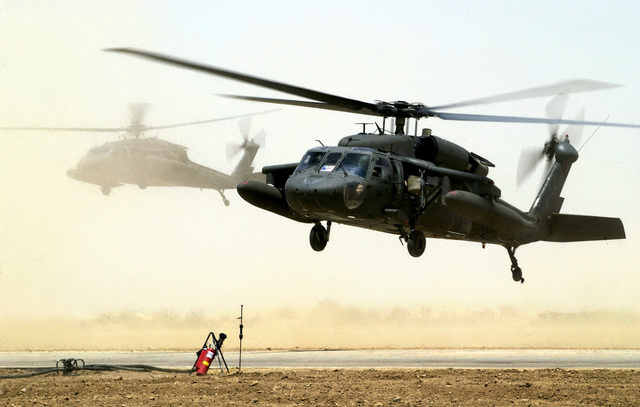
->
295, 149, 374, 177
319, 152, 343, 172
294, 150, 326, 173
338, 152, 370, 178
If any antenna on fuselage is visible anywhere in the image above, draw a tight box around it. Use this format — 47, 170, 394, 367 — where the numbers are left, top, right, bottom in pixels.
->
356, 122, 374, 134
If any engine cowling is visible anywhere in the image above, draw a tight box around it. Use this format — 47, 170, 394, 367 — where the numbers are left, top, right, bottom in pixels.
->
338, 132, 491, 176
414, 135, 489, 176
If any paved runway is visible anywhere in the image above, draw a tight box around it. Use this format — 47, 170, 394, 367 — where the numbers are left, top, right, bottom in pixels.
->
1, 349, 639, 369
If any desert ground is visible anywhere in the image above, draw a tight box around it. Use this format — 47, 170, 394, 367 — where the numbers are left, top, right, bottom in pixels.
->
1, 367, 638, 406
1, 310, 639, 405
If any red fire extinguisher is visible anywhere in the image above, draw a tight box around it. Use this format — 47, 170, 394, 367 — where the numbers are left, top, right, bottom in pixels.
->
192, 332, 227, 376
195, 345, 216, 376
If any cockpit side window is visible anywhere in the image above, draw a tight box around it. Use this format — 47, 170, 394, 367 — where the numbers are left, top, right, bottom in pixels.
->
319, 152, 343, 172
339, 152, 370, 178
372, 156, 391, 182
295, 151, 326, 173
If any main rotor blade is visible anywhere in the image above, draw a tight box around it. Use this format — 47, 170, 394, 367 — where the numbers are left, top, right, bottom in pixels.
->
146, 109, 280, 130
1, 109, 280, 135
0, 126, 123, 133
106, 48, 381, 116
219, 95, 368, 114
106, 48, 640, 129
0, 110, 280, 133
430, 79, 620, 111
434, 111, 640, 129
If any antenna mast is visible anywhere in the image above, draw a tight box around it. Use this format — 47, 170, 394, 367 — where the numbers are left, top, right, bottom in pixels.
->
238, 305, 244, 371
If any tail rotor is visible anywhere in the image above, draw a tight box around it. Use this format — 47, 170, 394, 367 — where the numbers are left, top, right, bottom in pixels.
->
226, 117, 266, 160
516, 94, 583, 186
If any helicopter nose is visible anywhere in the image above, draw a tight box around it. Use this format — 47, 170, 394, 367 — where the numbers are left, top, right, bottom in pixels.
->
285, 174, 366, 214
343, 180, 366, 209
77, 156, 97, 171
77, 154, 110, 173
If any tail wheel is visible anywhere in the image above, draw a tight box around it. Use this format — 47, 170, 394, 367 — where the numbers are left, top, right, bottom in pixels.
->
511, 266, 524, 283
407, 230, 426, 257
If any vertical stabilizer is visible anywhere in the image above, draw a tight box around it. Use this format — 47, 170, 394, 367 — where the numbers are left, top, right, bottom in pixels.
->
528, 140, 578, 219
231, 141, 260, 178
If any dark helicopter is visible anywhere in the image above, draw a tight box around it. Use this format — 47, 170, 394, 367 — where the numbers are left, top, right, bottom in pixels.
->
2, 104, 273, 205
108, 48, 640, 282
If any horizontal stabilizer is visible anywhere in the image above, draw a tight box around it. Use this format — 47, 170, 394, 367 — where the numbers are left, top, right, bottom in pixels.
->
544, 214, 625, 242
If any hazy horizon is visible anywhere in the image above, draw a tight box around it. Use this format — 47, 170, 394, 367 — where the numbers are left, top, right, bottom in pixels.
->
2, 303, 638, 351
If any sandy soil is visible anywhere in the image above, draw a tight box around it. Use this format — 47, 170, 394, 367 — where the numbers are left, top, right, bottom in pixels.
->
0, 368, 638, 406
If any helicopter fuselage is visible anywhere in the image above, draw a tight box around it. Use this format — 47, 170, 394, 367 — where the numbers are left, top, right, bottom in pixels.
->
67, 137, 265, 201
239, 133, 542, 246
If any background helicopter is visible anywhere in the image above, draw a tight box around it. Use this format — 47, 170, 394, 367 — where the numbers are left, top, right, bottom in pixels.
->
2, 104, 273, 205
109, 48, 640, 283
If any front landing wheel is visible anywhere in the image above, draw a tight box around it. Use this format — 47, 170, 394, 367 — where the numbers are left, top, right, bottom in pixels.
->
407, 230, 426, 258
310, 224, 329, 252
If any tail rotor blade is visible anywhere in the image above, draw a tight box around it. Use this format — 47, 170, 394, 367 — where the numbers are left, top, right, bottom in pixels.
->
228, 118, 262, 160
564, 108, 585, 147
253, 129, 266, 147
545, 94, 568, 138
226, 143, 243, 160
238, 117, 251, 141
517, 94, 581, 188
516, 146, 544, 186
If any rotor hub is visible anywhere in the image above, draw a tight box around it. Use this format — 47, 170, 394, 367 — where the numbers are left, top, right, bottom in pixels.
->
543, 136, 559, 161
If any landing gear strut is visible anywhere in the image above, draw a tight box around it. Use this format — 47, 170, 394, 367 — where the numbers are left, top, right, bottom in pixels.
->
309, 221, 331, 252
505, 245, 524, 283
217, 190, 230, 206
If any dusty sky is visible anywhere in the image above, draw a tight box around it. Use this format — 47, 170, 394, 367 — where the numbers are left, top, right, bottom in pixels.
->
0, 1, 639, 349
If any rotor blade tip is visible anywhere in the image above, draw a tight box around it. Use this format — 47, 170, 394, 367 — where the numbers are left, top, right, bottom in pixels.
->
104, 47, 144, 55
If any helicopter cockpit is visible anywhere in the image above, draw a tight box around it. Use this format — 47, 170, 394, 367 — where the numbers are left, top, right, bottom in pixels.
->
293, 147, 374, 179
285, 147, 402, 216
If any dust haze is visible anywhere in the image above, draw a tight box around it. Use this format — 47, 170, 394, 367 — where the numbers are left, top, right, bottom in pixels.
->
1, 302, 638, 351
1, 2, 639, 355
